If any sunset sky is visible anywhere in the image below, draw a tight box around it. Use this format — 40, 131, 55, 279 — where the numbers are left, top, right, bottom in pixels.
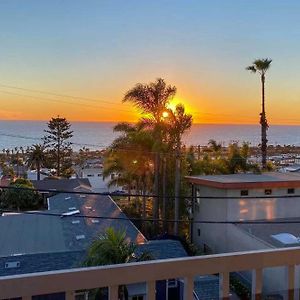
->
1, 1, 300, 124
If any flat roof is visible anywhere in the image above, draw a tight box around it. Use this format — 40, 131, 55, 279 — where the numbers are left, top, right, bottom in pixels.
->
186, 172, 300, 189
236, 218, 300, 248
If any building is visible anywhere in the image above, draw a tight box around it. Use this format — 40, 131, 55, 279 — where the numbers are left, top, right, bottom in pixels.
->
1, 185, 213, 299
186, 172, 300, 296
74, 165, 124, 193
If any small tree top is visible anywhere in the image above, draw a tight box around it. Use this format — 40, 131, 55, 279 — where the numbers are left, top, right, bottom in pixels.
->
246, 58, 272, 75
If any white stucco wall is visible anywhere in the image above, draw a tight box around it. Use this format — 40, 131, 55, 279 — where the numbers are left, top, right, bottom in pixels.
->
192, 184, 300, 298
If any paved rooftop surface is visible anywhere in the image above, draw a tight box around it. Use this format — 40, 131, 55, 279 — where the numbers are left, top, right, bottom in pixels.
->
186, 172, 300, 189
0, 240, 187, 276
0, 193, 146, 257
236, 218, 300, 248
187, 172, 300, 183
31, 178, 92, 192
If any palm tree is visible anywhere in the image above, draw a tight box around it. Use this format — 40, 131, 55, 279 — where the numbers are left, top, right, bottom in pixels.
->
84, 227, 152, 300
167, 104, 192, 235
123, 78, 176, 228
246, 58, 272, 169
104, 123, 155, 222
26, 144, 46, 180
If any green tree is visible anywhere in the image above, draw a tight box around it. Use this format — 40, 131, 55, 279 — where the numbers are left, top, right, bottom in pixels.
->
246, 58, 272, 169
84, 227, 152, 300
104, 123, 154, 214
26, 144, 46, 180
43, 116, 73, 177
123, 78, 176, 227
0, 178, 43, 211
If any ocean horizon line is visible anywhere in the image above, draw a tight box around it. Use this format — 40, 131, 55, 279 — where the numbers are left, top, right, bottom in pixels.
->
1, 119, 300, 127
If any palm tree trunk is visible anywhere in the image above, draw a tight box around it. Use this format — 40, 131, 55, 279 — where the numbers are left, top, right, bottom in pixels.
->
162, 156, 167, 232
37, 161, 41, 181
153, 152, 160, 231
261, 73, 268, 169
174, 147, 181, 235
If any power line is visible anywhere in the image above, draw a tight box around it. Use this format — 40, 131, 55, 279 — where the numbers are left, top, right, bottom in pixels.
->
2, 185, 300, 200
0, 90, 134, 114
0, 83, 123, 106
1, 207, 300, 225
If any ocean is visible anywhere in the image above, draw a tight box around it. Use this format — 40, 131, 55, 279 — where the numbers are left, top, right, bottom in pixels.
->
0, 120, 299, 151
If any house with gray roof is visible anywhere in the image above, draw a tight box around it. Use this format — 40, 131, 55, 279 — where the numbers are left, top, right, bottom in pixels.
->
1, 188, 208, 300
31, 178, 92, 193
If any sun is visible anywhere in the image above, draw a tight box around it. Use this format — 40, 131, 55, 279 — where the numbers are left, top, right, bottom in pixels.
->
167, 97, 193, 114
162, 111, 169, 118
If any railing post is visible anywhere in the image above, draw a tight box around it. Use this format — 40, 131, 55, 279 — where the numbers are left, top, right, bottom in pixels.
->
65, 291, 75, 300
219, 272, 230, 300
287, 265, 295, 300
295, 265, 300, 300
184, 276, 194, 300
109, 285, 118, 300
252, 268, 263, 300
146, 280, 156, 300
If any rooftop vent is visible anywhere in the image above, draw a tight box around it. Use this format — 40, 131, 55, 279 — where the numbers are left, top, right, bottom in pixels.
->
79, 195, 86, 198
72, 220, 80, 224
61, 210, 80, 217
76, 235, 85, 240
91, 219, 99, 224
5, 261, 20, 269
65, 196, 71, 200
271, 233, 300, 246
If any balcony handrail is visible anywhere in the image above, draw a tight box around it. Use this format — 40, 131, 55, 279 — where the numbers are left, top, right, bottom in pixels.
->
1, 246, 300, 299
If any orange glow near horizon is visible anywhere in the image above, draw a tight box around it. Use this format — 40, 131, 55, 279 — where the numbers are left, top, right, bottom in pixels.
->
1, 81, 300, 125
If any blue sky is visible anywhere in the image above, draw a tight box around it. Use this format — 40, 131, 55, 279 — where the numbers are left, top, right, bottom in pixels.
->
0, 1, 300, 123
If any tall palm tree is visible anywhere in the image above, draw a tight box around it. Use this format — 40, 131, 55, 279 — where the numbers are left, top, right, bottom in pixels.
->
167, 104, 192, 235
246, 58, 272, 169
84, 227, 152, 300
26, 144, 46, 180
123, 78, 177, 228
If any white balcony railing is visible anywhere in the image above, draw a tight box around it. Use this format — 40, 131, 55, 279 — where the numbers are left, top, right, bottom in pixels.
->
1, 247, 300, 300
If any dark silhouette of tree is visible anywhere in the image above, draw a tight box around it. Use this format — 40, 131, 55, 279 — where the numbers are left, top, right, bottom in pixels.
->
26, 144, 46, 180
123, 78, 176, 230
246, 58, 272, 169
167, 104, 192, 235
43, 116, 73, 177
0, 178, 43, 211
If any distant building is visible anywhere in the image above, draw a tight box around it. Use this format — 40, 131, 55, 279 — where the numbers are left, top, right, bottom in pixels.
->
74, 166, 123, 192
31, 177, 92, 193
280, 164, 300, 173
26, 168, 51, 181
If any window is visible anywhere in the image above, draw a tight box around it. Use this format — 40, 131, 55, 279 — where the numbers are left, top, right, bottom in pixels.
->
197, 228, 201, 236
265, 189, 272, 195
288, 188, 295, 194
167, 279, 178, 288
5, 261, 20, 269
87, 174, 94, 177
132, 296, 144, 300
75, 290, 89, 300
240, 190, 248, 196
196, 188, 201, 205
